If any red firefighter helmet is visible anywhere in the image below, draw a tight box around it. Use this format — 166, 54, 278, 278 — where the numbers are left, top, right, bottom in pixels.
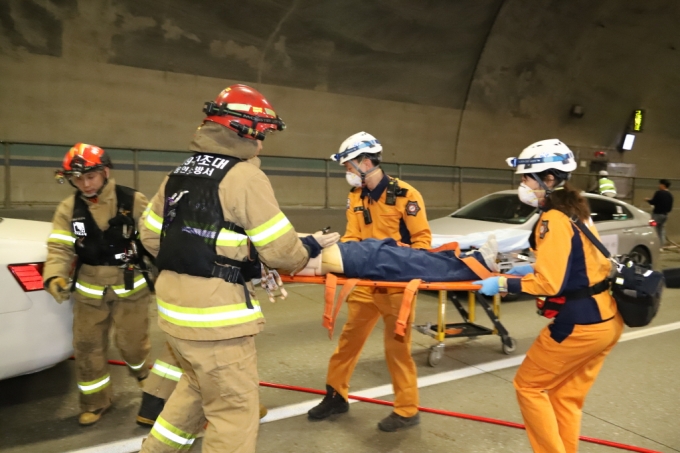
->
202, 84, 285, 141
57, 143, 112, 182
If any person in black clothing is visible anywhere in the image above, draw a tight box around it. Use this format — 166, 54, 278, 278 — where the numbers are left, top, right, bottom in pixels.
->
645, 179, 674, 247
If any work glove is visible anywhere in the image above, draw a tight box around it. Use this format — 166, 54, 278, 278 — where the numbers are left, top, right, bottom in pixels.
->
45, 277, 70, 303
506, 264, 534, 277
472, 276, 508, 297
312, 230, 341, 248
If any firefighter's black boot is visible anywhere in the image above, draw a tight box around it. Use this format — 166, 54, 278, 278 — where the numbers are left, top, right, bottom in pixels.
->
307, 385, 349, 420
377, 412, 421, 432
136, 392, 166, 427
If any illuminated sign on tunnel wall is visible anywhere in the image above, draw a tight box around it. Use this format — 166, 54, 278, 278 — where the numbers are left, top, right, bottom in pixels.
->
632, 109, 644, 132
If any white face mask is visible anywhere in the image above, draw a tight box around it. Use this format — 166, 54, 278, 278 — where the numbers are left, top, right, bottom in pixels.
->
518, 183, 541, 207
345, 172, 363, 188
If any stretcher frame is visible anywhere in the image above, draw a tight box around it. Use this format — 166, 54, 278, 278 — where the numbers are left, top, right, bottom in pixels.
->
279, 275, 516, 367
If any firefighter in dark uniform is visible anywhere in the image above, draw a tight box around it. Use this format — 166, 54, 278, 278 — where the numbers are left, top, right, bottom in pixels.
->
475, 139, 623, 453
43, 143, 152, 425
307, 132, 432, 432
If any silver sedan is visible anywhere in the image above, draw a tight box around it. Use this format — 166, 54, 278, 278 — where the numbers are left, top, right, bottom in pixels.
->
429, 190, 660, 267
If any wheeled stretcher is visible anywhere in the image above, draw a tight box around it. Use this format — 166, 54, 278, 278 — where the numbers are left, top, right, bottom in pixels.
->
279, 275, 516, 368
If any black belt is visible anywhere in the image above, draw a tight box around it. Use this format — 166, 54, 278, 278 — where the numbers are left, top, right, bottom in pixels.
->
212, 256, 254, 310
561, 280, 609, 301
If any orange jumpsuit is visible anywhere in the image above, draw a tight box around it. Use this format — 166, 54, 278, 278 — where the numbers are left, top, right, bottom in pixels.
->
506, 209, 624, 453
326, 174, 431, 417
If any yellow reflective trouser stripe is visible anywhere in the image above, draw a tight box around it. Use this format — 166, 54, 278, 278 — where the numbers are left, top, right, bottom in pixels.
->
78, 374, 111, 394
48, 229, 76, 245
151, 359, 183, 382
246, 212, 292, 247
157, 298, 263, 328
216, 228, 248, 247
151, 416, 196, 449
75, 281, 105, 299
144, 204, 163, 234
111, 275, 148, 297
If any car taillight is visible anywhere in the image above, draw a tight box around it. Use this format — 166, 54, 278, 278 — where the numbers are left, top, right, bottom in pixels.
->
649, 219, 657, 227
8, 263, 45, 292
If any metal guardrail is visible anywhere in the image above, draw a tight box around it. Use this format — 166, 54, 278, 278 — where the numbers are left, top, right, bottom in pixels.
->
1, 140, 678, 211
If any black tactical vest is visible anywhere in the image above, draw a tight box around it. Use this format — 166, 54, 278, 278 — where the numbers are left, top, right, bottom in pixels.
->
155, 153, 261, 284
71, 185, 136, 266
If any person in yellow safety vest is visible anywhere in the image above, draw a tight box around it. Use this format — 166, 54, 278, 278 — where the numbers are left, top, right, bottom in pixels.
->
475, 139, 623, 453
43, 143, 153, 426
598, 170, 617, 198
307, 131, 432, 432
137, 84, 340, 453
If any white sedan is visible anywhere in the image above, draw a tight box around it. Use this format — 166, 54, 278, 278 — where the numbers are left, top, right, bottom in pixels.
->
429, 191, 660, 267
0, 217, 73, 380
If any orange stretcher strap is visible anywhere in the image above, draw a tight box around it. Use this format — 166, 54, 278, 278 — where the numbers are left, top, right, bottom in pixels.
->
322, 274, 338, 332
429, 241, 492, 280
394, 279, 422, 338
323, 275, 360, 340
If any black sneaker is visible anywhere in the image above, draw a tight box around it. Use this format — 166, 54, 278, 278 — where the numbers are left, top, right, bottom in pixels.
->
307, 385, 349, 420
136, 392, 166, 427
377, 412, 420, 432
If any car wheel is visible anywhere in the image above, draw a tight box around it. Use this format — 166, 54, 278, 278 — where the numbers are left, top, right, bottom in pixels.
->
628, 246, 651, 266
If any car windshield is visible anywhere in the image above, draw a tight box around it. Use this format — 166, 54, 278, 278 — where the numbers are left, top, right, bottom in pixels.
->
451, 194, 537, 224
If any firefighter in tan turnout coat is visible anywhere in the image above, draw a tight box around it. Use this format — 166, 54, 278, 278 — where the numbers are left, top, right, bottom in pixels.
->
43, 143, 152, 426
138, 84, 339, 453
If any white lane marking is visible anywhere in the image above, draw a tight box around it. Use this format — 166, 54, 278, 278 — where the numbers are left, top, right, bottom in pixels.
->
66, 321, 680, 453
618, 321, 680, 342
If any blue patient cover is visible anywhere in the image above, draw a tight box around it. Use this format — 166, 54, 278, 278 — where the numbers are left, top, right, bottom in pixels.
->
338, 238, 488, 282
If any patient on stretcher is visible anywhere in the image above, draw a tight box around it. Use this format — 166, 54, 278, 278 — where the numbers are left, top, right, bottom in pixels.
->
295, 236, 498, 282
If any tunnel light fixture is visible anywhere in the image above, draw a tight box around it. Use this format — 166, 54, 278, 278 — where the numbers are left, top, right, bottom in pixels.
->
621, 133, 636, 151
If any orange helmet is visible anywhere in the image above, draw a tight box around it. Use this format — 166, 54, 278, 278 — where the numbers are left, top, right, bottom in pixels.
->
202, 84, 285, 141
57, 143, 112, 181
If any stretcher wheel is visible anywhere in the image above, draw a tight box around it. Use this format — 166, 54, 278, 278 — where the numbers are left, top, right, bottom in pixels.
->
502, 337, 517, 355
427, 347, 443, 367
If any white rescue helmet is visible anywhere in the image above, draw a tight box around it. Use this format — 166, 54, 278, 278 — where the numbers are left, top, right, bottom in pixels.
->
330, 131, 382, 164
599, 170, 609, 176
506, 139, 577, 175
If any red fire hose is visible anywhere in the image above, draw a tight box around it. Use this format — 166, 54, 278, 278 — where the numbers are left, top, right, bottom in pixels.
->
72, 357, 662, 453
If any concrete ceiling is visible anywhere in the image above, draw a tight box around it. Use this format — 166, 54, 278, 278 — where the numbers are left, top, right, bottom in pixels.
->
0, 0, 503, 108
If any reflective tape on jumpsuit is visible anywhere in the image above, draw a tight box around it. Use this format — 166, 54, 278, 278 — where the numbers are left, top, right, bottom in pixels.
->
144, 204, 163, 234
246, 212, 293, 247
156, 298, 263, 328
77, 373, 111, 395
151, 416, 196, 449
48, 229, 76, 246
76, 275, 148, 299
151, 359, 183, 382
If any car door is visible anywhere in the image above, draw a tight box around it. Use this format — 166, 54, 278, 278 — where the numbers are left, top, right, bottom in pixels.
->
586, 197, 638, 256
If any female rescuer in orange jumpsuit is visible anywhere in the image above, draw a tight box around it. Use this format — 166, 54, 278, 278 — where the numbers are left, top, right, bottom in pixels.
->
474, 139, 624, 453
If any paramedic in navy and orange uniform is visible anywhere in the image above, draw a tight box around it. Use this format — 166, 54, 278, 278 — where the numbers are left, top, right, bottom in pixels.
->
474, 139, 623, 453
307, 132, 431, 432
